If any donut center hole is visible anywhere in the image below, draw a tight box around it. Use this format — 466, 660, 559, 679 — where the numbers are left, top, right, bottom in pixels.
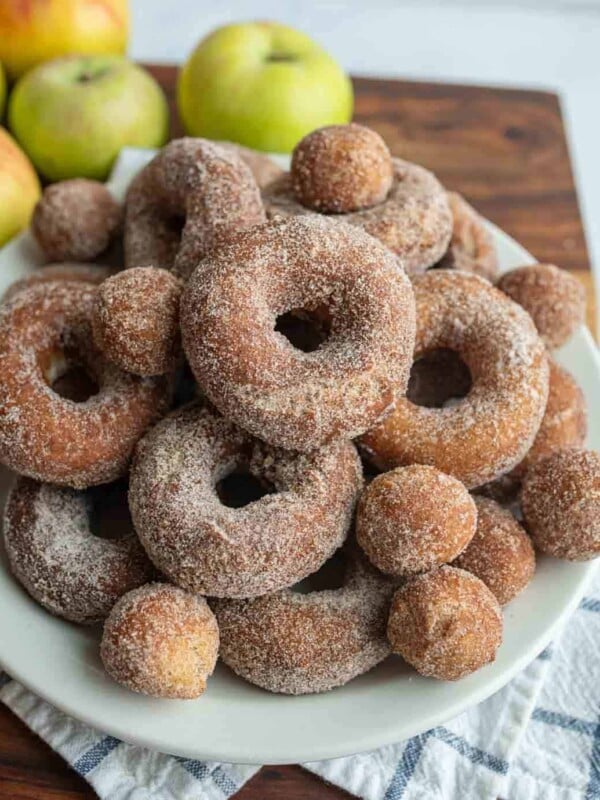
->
46, 353, 99, 402
275, 308, 331, 353
291, 550, 347, 594
216, 467, 276, 509
407, 348, 472, 408
87, 481, 132, 540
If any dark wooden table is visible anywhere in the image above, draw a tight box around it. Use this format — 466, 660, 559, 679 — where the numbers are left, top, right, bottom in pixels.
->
0, 69, 595, 800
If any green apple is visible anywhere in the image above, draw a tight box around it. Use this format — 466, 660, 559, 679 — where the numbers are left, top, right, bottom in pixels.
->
8, 55, 169, 181
0, 127, 41, 248
0, 63, 5, 119
177, 21, 353, 153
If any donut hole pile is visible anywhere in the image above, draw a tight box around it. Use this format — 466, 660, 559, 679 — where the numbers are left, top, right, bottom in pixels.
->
1, 127, 598, 701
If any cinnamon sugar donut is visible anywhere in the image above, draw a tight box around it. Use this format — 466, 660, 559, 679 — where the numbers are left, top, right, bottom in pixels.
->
4, 476, 154, 623
387, 566, 503, 681
0, 281, 170, 488
32, 179, 122, 263
181, 216, 416, 452
213, 547, 395, 694
454, 497, 535, 605
2, 262, 113, 303
291, 124, 394, 213
360, 271, 549, 488
124, 138, 266, 279
263, 156, 452, 274
217, 141, 283, 188
433, 192, 498, 281
129, 402, 363, 598
92, 267, 182, 376
356, 465, 476, 576
521, 449, 600, 560
511, 360, 587, 478
497, 264, 585, 349
101, 583, 219, 699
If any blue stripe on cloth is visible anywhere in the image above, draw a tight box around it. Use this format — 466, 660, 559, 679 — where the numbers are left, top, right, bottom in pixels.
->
175, 759, 239, 796
537, 645, 554, 661
72, 736, 121, 776
586, 720, 600, 800
176, 758, 211, 781
384, 731, 433, 800
580, 597, 600, 614
532, 708, 597, 737
0, 672, 11, 689
212, 766, 240, 796
432, 727, 508, 774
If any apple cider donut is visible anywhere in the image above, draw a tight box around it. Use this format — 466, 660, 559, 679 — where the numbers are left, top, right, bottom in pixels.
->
213, 547, 395, 694
129, 402, 363, 598
263, 130, 452, 274
124, 137, 266, 279
181, 216, 416, 452
4, 476, 154, 624
32, 179, 122, 263
360, 271, 549, 489
0, 281, 170, 488
92, 267, 183, 376
101, 583, 219, 699
2, 262, 113, 303
433, 192, 499, 281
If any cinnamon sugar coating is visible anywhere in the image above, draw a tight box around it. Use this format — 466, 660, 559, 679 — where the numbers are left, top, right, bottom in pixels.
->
216, 141, 283, 188
213, 548, 395, 694
124, 138, 266, 279
511, 360, 587, 479
32, 179, 122, 263
129, 403, 363, 598
360, 271, 549, 489
180, 216, 416, 452
291, 124, 394, 213
387, 566, 503, 681
101, 583, 219, 699
4, 477, 154, 624
454, 497, 535, 605
497, 264, 585, 349
2, 262, 113, 303
433, 192, 498, 281
521, 449, 600, 560
0, 281, 171, 488
263, 157, 452, 274
356, 465, 476, 576
93, 267, 182, 376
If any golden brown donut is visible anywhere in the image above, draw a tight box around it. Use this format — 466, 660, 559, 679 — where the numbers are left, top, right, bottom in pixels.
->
290, 124, 394, 213
511, 360, 587, 478
521, 449, 600, 560
124, 138, 266, 279
213, 547, 395, 695
433, 192, 498, 281
356, 465, 476, 575
263, 156, 452, 274
92, 267, 182, 376
497, 263, 586, 349
3, 476, 154, 624
387, 566, 503, 681
454, 497, 535, 605
129, 402, 363, 598
2, 262, 113, 303
181, 216, 416, 452
32, 179, 122, 263
216, 141, 283, 188
0, 281, 171, 488
360, 271, 549, 488
101, 583, 219, 699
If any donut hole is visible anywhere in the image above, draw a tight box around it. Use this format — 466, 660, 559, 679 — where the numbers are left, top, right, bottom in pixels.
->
216, 466, 276, 509
407, 348, 472, 408
45, 351, 99, 403
86, 480, 132, 540
274, 307, 331, 353
291, 549, 347, 594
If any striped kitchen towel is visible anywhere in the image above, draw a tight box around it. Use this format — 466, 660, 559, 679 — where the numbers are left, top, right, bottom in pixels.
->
2, 565, 598, 800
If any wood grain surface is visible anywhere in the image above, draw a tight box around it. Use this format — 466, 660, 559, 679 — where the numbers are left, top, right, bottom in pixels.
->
0, 68, 595, 800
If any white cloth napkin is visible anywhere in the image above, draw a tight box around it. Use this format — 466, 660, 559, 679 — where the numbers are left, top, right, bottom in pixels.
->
1, 148, 598, 800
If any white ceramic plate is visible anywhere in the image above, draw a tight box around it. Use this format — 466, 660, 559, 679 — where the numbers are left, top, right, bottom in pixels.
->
0, 150, 598, 765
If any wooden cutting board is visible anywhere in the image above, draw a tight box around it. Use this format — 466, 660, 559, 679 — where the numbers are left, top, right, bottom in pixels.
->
0, 68, 596, 800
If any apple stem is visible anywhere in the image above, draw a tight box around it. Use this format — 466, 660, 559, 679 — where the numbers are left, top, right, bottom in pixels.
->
266, 53, 297, 63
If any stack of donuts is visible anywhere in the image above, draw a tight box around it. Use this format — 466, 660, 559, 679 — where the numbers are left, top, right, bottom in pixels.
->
1, 123, 598, 700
